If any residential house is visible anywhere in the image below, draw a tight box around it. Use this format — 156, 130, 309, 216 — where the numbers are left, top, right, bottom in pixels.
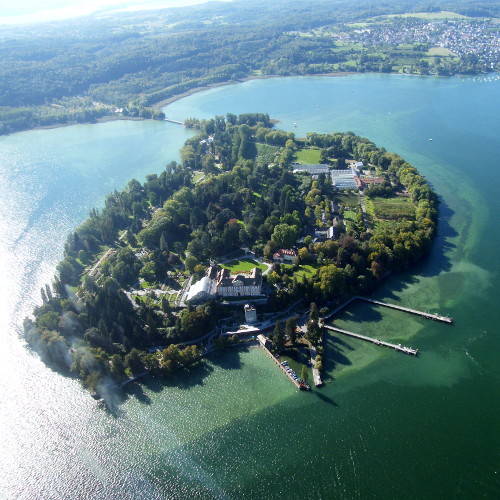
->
273, 249, 297, 263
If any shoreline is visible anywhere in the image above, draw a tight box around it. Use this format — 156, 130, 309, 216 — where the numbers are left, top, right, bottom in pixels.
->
153, 72, 353, 110
30, 115, 147, 133
6, 71, 451, 136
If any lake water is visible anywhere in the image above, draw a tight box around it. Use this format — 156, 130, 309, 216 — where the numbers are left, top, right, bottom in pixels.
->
0, 74, 499, 499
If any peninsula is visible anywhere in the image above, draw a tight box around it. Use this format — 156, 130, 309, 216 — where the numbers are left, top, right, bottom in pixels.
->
24, 113, 438, 395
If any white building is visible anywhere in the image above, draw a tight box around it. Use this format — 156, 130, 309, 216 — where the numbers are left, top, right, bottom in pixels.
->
216, 268, 263, 297
331, 168, 359, 189
292, 164, 330, 175
273, 249, 297, 263
186, 276, 216, 304
186, 265, 263, 303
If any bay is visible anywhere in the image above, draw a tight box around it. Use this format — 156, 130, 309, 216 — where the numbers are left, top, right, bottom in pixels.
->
0, 74, 499, 499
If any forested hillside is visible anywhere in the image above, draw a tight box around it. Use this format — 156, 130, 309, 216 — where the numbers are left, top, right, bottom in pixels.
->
1, 0, 498, 134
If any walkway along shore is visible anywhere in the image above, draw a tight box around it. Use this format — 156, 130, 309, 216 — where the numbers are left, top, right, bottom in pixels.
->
163, 118, 183, 125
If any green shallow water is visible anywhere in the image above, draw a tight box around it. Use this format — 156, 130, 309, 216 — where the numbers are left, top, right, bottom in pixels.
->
0, 74, 499, 498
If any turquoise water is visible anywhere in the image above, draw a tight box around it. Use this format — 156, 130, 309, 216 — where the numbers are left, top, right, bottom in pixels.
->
0, 74, 499, 498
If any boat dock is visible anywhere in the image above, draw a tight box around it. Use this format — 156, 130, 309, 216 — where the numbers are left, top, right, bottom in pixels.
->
257, 335, 310, 390
357, 297, 453, 324
323, 325, 418, 356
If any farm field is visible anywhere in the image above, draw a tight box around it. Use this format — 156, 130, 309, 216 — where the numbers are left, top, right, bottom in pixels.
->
385, 11, 470, 20
255, 143, 281, 164
336, 192, 359, 208
368, 196, 416, 221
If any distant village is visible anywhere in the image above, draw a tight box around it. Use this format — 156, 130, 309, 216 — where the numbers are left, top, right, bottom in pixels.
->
342, 18, 499, 69
289, 15, 499, 74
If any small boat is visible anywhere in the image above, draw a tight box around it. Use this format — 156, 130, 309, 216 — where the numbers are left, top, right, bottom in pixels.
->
428, 138, 433, 141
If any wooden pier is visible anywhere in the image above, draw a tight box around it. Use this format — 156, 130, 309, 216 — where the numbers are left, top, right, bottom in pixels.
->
323, 325, 419, 356
356, 297, 453, 324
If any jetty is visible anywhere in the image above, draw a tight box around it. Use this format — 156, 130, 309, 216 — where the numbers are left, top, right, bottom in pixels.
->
164, 118, 184, 125
257, 335, 310, 390
356, 297, 453, 324
323, 325, 418, 356
309, 346, 323, 387
322, 296, 452, 324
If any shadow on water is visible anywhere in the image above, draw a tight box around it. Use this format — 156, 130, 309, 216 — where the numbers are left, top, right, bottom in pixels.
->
423, 196, 457, 275
124, 382, 152, 404
376, 197, 457, 301
207, 345, 250, 370
313, 390, 338, 407
334, 304, 383, 324
94, 346, 259, 413
320, 332, 354, 383
328, 335, 354, 352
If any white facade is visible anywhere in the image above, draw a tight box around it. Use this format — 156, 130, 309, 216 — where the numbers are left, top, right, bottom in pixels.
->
216, 268, 263, 297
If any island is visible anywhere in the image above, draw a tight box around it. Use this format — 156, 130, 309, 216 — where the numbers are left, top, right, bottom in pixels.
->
24, 112, 438, 396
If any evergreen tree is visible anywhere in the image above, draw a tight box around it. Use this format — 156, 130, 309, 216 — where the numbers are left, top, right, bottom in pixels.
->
160, 231, 168, 251
273, 321, 285, 353
285, 317, 298, 345
309, 302, 319, 323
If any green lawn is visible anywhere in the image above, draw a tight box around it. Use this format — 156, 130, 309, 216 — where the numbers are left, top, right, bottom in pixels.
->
294, 148, 322, 164
221, 258, 267, 272
193, 171, 205, 183
426, 47, 456, 57
282, 264, 318, 280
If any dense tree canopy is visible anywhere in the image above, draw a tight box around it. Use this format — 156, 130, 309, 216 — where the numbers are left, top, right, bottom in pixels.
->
24, 114, 438, 395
